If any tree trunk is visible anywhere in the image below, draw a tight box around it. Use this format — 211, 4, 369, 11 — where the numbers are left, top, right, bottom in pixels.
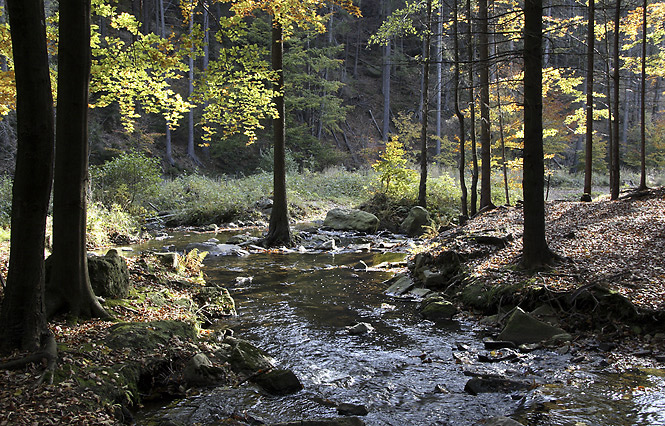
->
0, 0, 54, 353
49, 0, 109, 320
610, 0, 620, 200
266, 19, 291, 247
467, 0, 478, 216
521, 0, 556, 269
496, 80, 510, 206
638, 0, 648, 190
187, 3, 201, 166
418, 0, 432, 208
382, 3, 391, 141
479, 0, 492, 210
435, 0, 443, 156
582, 0, 594, 201
160, 0, 175, 166
453, 0, 468, 219
201, 0, 211, 159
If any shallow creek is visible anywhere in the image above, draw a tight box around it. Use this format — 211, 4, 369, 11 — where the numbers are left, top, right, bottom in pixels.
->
136, 229, 665, 426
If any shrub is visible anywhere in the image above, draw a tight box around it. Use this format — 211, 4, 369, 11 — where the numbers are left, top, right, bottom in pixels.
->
90, 150, 162, 215
0, 175, 12, 227
87, 202, 141, 248
372, 136, 419, 196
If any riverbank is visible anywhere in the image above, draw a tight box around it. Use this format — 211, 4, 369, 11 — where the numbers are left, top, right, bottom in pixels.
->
1, 187, 664, 425
411, 186, 665, 352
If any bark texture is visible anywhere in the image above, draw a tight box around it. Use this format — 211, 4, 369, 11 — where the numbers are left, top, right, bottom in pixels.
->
0, 0, 54, 353
49, 0, 109, 320
521, 0, 556, 268
266, 20, 291, 247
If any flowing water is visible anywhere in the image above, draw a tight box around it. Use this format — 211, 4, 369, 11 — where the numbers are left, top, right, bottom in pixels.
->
137, 229, 665, 426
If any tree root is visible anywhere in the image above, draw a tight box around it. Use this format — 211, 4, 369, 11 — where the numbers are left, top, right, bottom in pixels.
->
0, 331, 58, 385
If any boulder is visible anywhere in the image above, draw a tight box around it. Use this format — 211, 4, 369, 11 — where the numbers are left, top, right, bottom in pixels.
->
105, 320, 197, 351
337, 403, 368, 416
420, 300, 457, 322
154, 252, 179, 270
346, 322, 374, 335
185, 242, 247, 257
253, 368, 303, 395
422, 270, 445, 288
224, 337, 276, 376
497, 307, 571, 345
464, 376, 532, 395
194, 287, 237, 317
385, 274, 414, 296
399, 206, 431, 236
323, 208, 379, 233
183, 353, 232, 387
88, 249, 130, 299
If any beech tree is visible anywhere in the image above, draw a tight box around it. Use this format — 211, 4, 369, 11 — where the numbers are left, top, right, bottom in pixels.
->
521, 0, 557, 268
610, 0, 621, 200
478, 0, 493, 211
582, 0, 595, 202
48, 0, 110, 319
453, 0, 469, 219
225, 0, 360, 247
0, 0, 54, 352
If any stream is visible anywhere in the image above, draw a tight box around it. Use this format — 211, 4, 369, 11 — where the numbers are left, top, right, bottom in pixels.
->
136, 227, 665, 426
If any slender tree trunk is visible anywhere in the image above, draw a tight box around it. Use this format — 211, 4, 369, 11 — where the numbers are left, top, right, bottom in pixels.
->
605, 19, 614, 187
582, 0, 595, 201
187, 3, 201, 166
382, 3, 391, 141
435, 0, 443, 156
522, 0, 556, 268
610, 0, 621, 200
454, 0, 469, 219
159, 0, 175, 166
0, 0, 54, 353
353, 0, 362, 78
418, 0, 432, 208
266, 19, 291, 247
49, 0, 109, 320
496, 80, 510, 206
479, 0, 493, 210
638, 0, 648, 190
467, 0, 478, 216
201, 0, 210, 159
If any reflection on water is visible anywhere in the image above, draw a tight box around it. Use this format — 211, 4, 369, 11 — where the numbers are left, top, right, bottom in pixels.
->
136, 231, 665, 426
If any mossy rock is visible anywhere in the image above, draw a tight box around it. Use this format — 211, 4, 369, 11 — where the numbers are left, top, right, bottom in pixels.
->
105, 320, 197, 351
194, 287, 236, 317
420, 300, 457, 322
88, 249, 130, 299
223, 337, 275, 375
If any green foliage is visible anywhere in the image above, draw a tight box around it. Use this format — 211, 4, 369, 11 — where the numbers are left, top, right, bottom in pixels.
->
194, 18, 277, 144
258, 146, 299, 174
151, 168, 376, 226
625, 115, 665, 169
0, 174, 12, 227
153, 173, 274, 225
90, 150, 163, 214
284, 29, 351, 136
372, 136, 419, 196
90, 0, 191, 133
86, 202, 140, 248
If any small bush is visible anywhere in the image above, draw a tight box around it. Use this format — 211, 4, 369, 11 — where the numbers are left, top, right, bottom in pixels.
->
87, 202, 141, 248
0, 175, 12, 227
90, 150, 162, 215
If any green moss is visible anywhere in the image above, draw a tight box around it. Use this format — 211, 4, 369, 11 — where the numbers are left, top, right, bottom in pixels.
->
459, 279, 526, 312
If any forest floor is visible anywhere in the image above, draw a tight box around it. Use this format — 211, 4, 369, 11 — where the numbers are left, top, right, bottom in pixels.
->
0, 186, 664, 426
